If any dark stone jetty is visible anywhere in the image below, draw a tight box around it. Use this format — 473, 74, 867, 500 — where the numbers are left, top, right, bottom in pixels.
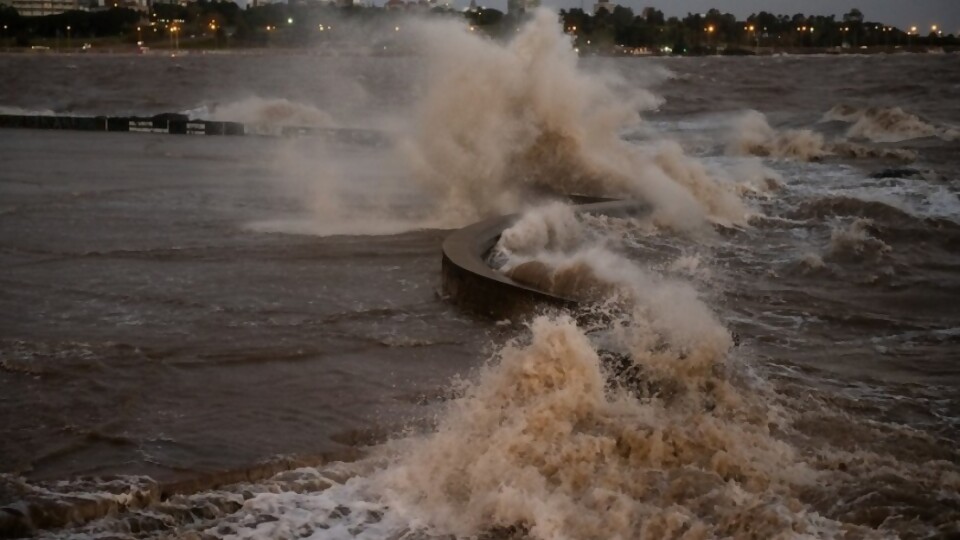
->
0, 113, 387, 145
441, 198, 647, 320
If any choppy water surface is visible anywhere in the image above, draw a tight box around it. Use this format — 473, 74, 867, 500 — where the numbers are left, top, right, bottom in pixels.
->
1, 12, 958, 539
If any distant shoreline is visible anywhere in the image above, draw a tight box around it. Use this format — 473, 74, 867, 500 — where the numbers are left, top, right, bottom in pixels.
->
1, 44, 956, 57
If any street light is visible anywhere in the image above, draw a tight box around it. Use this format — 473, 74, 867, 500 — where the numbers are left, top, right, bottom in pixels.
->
66, 25, 71, 50
745, 24, 758, 49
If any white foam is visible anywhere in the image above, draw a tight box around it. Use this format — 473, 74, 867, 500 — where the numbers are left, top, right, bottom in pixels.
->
185, 97, 336, 128
0, 105, 57, 116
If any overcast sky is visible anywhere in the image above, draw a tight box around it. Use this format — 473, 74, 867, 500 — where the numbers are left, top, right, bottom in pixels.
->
460, 0, 960, 34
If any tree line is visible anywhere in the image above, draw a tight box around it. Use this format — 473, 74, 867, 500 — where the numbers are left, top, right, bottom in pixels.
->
0, 2, 954, 51
561, 7, 956, 52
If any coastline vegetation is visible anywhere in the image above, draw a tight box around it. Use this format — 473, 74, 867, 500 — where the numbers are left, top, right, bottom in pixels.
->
0, 1, 955, 53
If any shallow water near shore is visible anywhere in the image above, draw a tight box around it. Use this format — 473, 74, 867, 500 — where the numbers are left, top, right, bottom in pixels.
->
1, 16, 959, 539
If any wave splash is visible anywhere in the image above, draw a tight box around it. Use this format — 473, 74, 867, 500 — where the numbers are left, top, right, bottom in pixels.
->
401, 9, 747, 230
284, 204, 821, 539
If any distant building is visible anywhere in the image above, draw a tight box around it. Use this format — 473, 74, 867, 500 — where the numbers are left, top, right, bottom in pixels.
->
593, 0, 614, 15
12, 0, 83, 16
111, 0, 146, 9
506, 0, 537, 16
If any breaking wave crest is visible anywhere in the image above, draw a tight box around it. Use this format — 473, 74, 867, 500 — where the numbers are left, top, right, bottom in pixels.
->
727, 110, 828, 160
823, 104, 960, 143
787, 194, 957, 228
826, 218, 892, 261
728, 110, 917, 162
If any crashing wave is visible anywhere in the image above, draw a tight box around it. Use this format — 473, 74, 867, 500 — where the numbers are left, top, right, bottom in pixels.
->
400, 9, 747, 230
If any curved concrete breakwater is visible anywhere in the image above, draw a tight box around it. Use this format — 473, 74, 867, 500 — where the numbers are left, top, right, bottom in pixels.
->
441, 197, 648, 320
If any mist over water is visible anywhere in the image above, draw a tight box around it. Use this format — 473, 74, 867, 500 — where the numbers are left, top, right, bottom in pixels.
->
1, 9, 959, 539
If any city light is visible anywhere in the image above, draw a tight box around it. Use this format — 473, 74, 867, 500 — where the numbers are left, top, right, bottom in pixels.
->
287, 17, 294, 24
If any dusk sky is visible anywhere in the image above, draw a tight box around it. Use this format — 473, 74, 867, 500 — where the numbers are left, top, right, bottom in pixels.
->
457, 0, 960, 34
